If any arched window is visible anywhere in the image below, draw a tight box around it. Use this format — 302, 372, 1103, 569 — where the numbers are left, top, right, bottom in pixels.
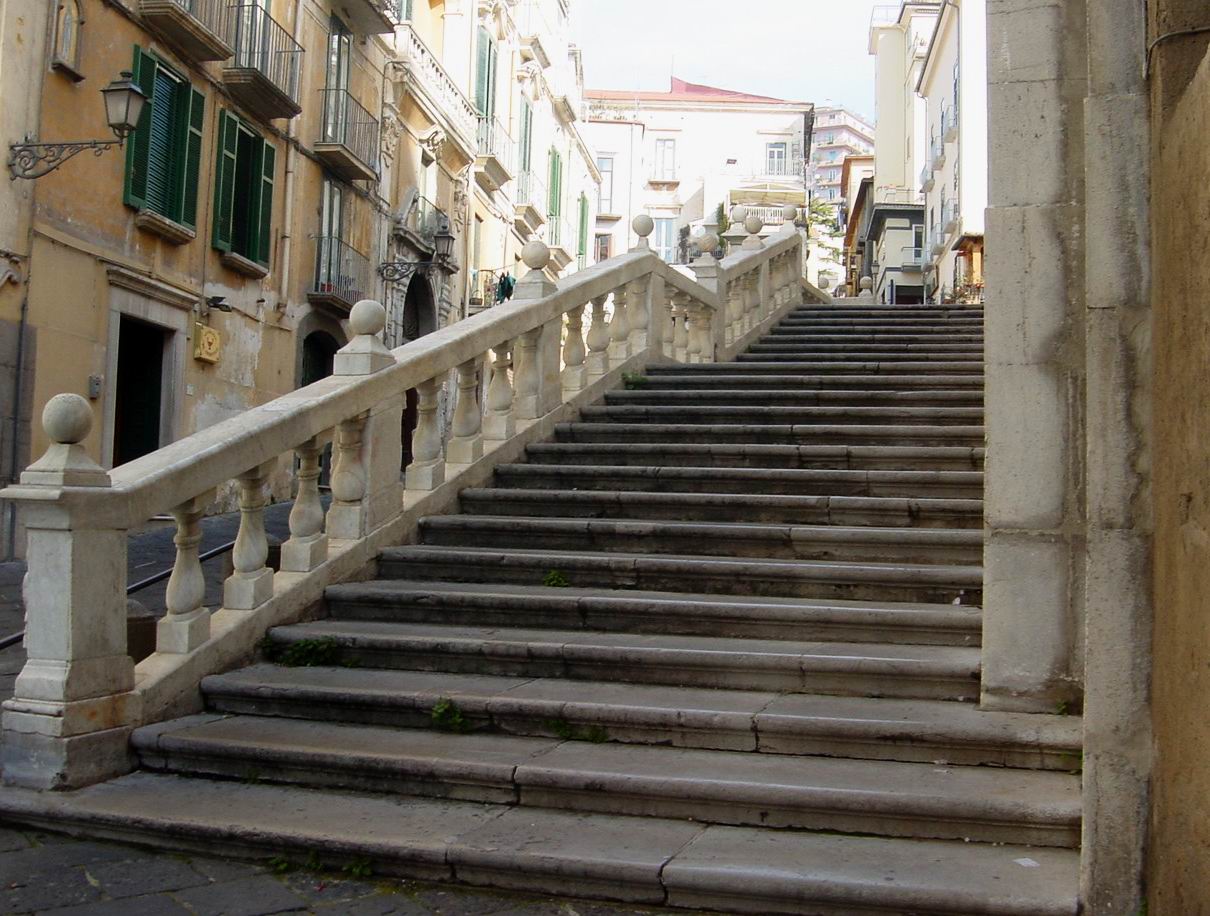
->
53, 0, 84, 80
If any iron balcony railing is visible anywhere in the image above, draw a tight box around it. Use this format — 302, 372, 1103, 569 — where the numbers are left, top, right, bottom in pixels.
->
516, 169, 547, 217
320, 88, 380, 174
476, 116, 515, 173
943, 200, 959, 232
381, 0, 405, 22
470, 266, 515, 306
163, 0, 232, 43
757, 156, 805, 178
901, 246, 925, 269
228, 3, 302, 106
401, 195, 447, 244
313, 236, 371, 306
921, 163, 934, 190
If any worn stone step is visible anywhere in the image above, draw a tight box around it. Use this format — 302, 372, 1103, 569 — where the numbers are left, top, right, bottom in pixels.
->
199, 667, 1081, 769
0, 773, 1080, 915
324, 580, 982, 645
525, 443, 986, 471
459, 488, 981, 529
645, 364, 984, 381
133, 715, 1080, 848
420, 515, 984, 563
555, 422, 986, 447
637, 373, 985, 390
771, 321, 984, 332
752, 334, 984, 346
578, 406, 984, 427
606, 389, 982, 406
752, 343, 984, 356
379, 545, 982, 603
494, 464, 985, 498
727, 358, 984, 374
790, 306, 983, 318
264, 619, 982, 699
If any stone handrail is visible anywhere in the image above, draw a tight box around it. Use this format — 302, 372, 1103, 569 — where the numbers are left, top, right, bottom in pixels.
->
0, 215, 811, 790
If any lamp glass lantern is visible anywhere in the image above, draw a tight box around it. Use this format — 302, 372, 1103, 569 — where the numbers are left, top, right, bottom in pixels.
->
434, 222, 456, 261
100, 71, 147, 142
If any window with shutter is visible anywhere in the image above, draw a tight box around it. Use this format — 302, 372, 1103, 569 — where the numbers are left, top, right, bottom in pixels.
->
519, 97, 533, 172
212, 109, 275, 267
475, 26, 497, 119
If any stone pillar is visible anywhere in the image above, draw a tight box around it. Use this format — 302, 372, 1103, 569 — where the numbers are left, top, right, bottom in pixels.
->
1, 394, 134, 789
982, 0, 1088, 714
688, 232, 721, 356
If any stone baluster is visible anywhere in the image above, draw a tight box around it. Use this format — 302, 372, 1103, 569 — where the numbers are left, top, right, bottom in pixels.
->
725, 278, 743, 346
686, 303, 712, 363
585, 295, 610, 380
627, 277, 650, 352
406, 376, 444, 490
326, 413, 368, 539
609, 284, 630, 362
447, 358, 484, 467
672, 293, 690, 363
223, 461, 276, 610
563, 303, 587, 393
746, 270, 761, 332
663, 289, 679, 359
0, 395, 134, 787
483, 342, 516, 442
771, 254, 785, 308
158, 490, 215, 654
281, 436, 328, 572
513, 327, 543, 420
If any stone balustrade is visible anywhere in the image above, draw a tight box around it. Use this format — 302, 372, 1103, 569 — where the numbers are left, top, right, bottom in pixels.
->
0, 216, 814, 790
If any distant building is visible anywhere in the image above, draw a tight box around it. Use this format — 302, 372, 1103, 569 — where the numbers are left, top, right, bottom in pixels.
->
839, 154, 876, 295
584, 78, 814, 263
811, 105, 874, 214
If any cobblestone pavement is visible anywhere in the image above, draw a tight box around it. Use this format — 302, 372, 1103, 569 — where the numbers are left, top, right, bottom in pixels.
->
0, 825, 709, 915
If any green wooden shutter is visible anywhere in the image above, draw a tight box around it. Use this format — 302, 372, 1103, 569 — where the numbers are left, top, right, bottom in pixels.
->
547, 148, 561, 217
123, 46, 158, 210
486, 38, 497, 121
255, 141, 276, 266
144, 66, 182, 217
178, 88, 204, 229
578, 194, 588, 257
474, 27, 491, 116
519, 98, 532, 171
212, 110, 239, 252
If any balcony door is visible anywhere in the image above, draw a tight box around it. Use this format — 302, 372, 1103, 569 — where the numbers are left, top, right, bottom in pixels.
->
316, 179, 346, 293
324, 16, 352, 143
766, 142, 787, 176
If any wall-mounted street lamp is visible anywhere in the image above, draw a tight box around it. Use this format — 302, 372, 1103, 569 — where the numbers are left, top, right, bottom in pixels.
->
378, 219, 458, 283
8, 71, 147, 180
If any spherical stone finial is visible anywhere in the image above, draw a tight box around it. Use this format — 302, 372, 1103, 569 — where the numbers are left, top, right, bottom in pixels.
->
43, 393, 92, 445
781, 204, 799, 222
744, 214, 764, 236
522, 239, 551, 270
349, 299, 387, 336
860, 276, 873, 291
730, 205, 748, 224
632, 214, 654, 239
695, 232, 719, 255
818, 276, 832, 290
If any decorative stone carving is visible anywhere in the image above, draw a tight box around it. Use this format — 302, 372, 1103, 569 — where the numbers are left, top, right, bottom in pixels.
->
420, 127, 446, 165
380, 106, 403, 165
452, 165, 473, 231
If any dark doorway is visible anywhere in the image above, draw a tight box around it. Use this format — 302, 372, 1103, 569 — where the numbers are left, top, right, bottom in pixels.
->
300, 330, 340, 386
400, 276, 436, 470
113, 315, 167, 466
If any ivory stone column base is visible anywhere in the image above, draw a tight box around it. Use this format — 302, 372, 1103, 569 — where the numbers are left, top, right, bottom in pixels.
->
223, 567, 275, 610
156, 606, 210, 655
405, 460, 444, 492
280, 534, 328, 573
1, 720, 132, 790
483, 412, 515, 442
447, 436, 484, 466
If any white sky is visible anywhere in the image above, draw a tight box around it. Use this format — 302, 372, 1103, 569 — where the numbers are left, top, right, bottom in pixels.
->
571, 0, 882, 122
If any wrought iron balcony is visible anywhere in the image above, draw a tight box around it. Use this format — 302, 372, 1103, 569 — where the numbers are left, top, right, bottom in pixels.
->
931, 134, 946, 171
944, 103, 959, 142
514, 169, 547, 237
921, 163, 935, 192
475, 116, 514, 193
943, 200, 959, 234
548, 215, 575, 270
140, 0, 233, 61
756, 156, 805, 179
341, 0, 402, 35
308, 236, 371, 314
394, 195, 447, 251
315, 89, 379, 182
223, 4, 303, 121
392, 25, 478, 158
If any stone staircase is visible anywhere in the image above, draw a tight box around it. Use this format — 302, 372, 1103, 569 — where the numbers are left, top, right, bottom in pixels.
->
22, 302, 1082, 913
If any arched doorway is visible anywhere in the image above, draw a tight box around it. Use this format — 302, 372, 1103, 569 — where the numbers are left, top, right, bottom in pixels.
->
300, 330, 340, 387
399, 275, 438, 468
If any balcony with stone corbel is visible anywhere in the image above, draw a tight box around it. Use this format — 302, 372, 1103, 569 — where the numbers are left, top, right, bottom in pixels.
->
140, 0, 233, 62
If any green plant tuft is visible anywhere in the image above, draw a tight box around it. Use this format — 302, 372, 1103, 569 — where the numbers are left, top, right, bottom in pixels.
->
542, 569, 571, 588
431, 697, 471, 733
621, 371, 648, 390
267, 855, 293, 874
262, 636, 344, 668
342, 857, 374, 879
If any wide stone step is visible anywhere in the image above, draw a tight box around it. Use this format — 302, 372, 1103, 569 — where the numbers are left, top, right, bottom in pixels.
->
199, 667, 1081, 769
525, 443, 986, 471
262, 620, 981, 699
645, 364, 984, 381
771, 321, 984, 332
741, 354, 985, 366
578, 406, 984, 426
790, 306, 984, 318
420, 515, 984, 563
753, 342, 984, 355
638, 372, 985, 390
555, 422, 986, 447
606, 389, 982, 406
727, 359, 984, 374
459, 488, 981, 529
753, 334, 984, 345
324, 580, 982, 645
0, 773, 1080, 915
133, 715, 1080, 847
379, 545, 982, 603
494, 463, 985, 498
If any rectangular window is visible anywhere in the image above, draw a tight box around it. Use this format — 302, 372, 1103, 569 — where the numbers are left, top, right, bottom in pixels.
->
518, 97, 534, 172
766, 142, 787, 175
653, 218, 676, 263
213, 109, 276, 266
474, 26, 498, 119
597, 155, 614, 213
595, 234, 611, 262
547, 147, 564, 244
125, 46, 204, 229
654, 138, 676, 180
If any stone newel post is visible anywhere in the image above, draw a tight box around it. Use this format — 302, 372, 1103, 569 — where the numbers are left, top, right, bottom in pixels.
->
327, 300, 403, 539
688, 231, 721, 360
1, 394, 134, 789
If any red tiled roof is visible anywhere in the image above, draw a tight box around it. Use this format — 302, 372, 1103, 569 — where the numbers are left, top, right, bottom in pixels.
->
586, 77, 809, 106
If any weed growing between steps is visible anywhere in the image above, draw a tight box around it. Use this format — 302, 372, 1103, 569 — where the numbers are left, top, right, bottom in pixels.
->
431, 697, 472, 733
268, 851, 373, 879
621, 371, 648, 389
259, 636, 356, 668
545, 717, 609, 743
543, 569, 571, 587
